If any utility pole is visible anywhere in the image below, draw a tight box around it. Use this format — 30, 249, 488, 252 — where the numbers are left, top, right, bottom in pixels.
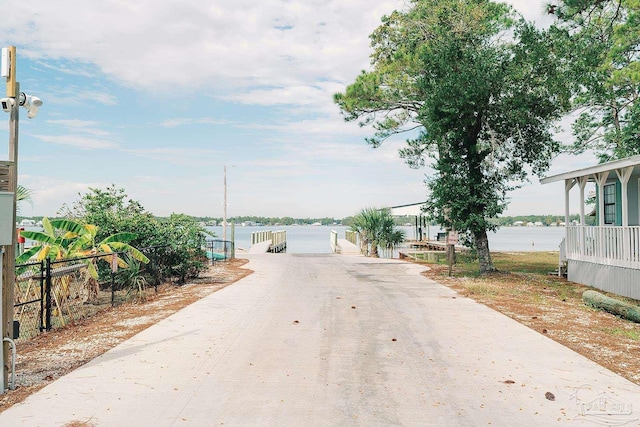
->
223, 165, 227, 243
1, 46, 42, 392
1, 46, 18, 391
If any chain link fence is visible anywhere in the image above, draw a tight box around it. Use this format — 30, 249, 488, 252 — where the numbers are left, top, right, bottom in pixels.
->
13, 246, 173, 343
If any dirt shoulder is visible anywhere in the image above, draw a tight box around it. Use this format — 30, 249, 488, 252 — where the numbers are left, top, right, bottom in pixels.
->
0, 258, 252, 412
421, 257, 640, 386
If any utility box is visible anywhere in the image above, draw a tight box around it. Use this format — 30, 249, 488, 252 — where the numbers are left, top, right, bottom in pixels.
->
0, 191, 15, 245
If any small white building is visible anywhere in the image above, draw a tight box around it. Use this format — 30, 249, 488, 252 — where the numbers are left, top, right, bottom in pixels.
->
541, 155, 640, 300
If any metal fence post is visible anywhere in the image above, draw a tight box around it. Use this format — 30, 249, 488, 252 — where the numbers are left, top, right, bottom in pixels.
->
38, 260, 44, 331
153, 249, 159, 293
45, 258, 51, 331
111, 271, 115, 307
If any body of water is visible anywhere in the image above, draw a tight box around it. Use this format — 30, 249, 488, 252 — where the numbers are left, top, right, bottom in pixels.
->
207, 225, 566, 254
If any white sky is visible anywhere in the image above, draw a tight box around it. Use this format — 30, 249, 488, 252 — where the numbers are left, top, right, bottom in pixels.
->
0, 0, 593, 219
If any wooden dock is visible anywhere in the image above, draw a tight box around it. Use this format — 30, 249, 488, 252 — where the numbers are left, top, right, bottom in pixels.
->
250, 230, 287, 253
404, 240, 449, 251
399, 239, 467, 261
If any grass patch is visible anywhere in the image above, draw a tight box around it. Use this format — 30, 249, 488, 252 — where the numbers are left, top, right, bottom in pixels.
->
466, 283, 500, 296
603, 327, 640, 341
491, 252, 560, 275
418, 251, 583, 305
421, 251, 560, 277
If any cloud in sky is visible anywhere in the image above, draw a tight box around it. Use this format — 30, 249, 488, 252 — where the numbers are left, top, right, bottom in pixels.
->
2, 0, 584, 219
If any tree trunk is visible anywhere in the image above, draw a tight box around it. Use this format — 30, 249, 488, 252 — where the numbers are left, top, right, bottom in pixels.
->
360, 237, 369, 256
370, 241, 379, 258
475, 229, 496, 274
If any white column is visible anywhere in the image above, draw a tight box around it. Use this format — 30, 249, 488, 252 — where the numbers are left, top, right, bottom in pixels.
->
564, 179, 575, 226
577, 176, 589, 256
616, 166, 634, 262
577, 176, 588, 225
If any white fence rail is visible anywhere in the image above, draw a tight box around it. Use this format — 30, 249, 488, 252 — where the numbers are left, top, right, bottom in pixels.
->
330, 230, 338, 253
566, 225, 640, 269
251, 230, 287, 252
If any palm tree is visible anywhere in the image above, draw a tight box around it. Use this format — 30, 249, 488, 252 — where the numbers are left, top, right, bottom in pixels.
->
350, 208, 405, 258
16, 185, 32, 213
379, 227, 406, 259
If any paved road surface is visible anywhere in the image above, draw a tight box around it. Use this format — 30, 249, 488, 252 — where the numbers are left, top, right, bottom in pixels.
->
1, 254, 639, 426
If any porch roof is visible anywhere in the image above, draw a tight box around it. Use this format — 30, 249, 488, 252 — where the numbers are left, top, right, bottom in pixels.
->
540, 154, 640, 184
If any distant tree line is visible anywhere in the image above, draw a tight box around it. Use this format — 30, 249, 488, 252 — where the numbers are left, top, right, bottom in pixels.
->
489, 214, 596, 227
187, 216, 342, 226
18, 213, 597, 228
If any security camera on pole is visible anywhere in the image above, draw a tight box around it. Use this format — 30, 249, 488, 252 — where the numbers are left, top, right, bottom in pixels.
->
0, 46, 43, 393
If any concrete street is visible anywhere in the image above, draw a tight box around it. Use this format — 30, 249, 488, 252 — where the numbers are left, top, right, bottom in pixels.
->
1, 253, 639, 426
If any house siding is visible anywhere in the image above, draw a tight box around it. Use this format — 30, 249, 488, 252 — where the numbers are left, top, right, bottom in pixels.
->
630, 178, 640, 225
568, 259, 640, 300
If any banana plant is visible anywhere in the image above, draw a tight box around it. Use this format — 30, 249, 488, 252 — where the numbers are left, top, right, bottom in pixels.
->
18, 217, 149, 303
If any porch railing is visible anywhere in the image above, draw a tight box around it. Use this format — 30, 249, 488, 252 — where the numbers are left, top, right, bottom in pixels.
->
566, 225, 640, 269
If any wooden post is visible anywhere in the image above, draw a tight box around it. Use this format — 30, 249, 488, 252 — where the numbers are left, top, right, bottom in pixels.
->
5, 46, 16, 98
2, 76, 18, 389
446, 231, 458, 277
447, 244, 455, 277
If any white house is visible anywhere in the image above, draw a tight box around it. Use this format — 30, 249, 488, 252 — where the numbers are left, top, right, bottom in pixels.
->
541, 155, 640, 300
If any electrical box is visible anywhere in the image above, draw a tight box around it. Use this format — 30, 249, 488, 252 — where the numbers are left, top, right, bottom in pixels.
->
0, 191, 15, 245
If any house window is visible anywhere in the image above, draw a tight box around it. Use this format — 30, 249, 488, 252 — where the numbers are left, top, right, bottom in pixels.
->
604, 183, 616, 224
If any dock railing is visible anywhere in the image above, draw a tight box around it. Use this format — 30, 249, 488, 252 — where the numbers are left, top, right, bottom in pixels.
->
345, 230, 357, 245
251, 230, 287, 253
330, 230, 338, 253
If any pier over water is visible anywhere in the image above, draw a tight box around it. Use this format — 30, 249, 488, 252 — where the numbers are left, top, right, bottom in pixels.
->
249, 230, 287, 253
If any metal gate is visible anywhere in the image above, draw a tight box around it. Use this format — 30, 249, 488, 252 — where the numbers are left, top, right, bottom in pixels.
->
13, 260, 44, 341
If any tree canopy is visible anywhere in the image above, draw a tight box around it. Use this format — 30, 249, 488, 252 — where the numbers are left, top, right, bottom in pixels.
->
550, 0, 640, 162
335, 0, 571, 272
57, 186, 210, 284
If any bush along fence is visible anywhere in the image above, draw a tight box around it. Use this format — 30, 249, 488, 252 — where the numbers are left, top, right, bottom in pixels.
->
12, 244, 205, 343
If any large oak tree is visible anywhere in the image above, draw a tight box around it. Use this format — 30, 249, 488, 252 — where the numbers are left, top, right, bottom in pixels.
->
335, 0, 571, 273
